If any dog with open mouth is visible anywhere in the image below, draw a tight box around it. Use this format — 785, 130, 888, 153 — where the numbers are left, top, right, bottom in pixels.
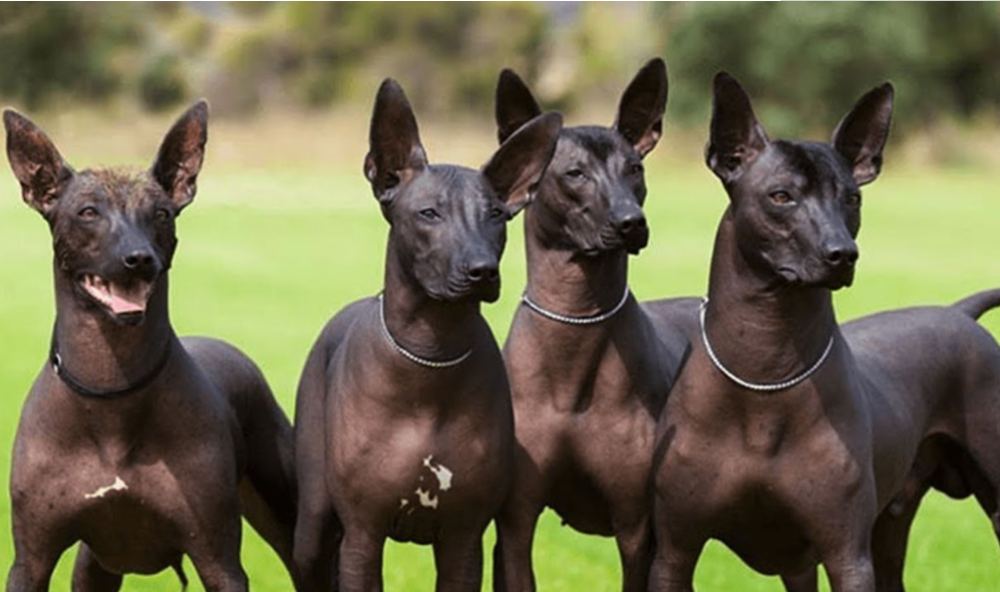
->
5, 103, 298, 591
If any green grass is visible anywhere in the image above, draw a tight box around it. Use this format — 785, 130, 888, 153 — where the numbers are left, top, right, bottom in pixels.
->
2, 143, 1000, 591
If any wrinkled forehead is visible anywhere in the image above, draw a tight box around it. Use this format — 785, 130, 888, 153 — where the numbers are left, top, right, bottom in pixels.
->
556, 126, 632, 164
64, 168, 164, 208
406, 164, 495, 207
753, 140, 858, 194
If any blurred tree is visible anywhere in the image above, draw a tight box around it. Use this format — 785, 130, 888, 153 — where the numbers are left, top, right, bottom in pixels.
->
2, 0, 998, 138
0, 3, 143, 108
204, 2, 548, 115
664, 2, 1000, 138
138, 52, 189, 112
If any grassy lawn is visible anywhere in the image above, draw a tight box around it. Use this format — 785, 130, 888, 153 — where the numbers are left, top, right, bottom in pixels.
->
1, 116, 999, 590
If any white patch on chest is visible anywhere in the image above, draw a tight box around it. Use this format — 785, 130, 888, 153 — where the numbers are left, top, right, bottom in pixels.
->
415, 487, 439, 509
398, 455, 455, 511
423, 455, 453, 491
84, 476, 128, 500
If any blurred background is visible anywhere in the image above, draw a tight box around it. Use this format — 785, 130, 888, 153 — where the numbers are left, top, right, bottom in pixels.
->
3, 3, 1000, 591
2, 2, 1000, 164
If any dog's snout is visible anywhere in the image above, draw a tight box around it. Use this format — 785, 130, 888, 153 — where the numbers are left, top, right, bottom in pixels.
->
467, 262, 500, 284
823, 243, 859, 267
123, 249, 157, 272
614, 212, 648, 237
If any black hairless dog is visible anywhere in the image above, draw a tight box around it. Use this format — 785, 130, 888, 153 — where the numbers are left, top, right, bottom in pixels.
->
292, 79, 561, 592
491, 59, 700, 592
649, 73, 1000, 592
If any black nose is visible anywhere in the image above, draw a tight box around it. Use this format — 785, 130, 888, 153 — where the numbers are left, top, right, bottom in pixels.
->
467, 263, 499, 284
123, 249, 156, 271
614, 212, 647, 237
823, 244, 859, 267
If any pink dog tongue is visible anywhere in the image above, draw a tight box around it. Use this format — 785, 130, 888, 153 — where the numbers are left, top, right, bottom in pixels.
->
108, 283, 150, 314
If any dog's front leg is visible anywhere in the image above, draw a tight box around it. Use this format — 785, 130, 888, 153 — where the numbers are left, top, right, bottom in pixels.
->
189, 560, 248, 592
614, 518, 654, 592
7, 511, 72, 592
646, 528, 700, 592
433, 530, 485, 592
293, 459, 341, 592
492, 499, 543, 592
779, 566, 818, 592
823, 552, 875, 592
71, 544, 123, 592
337, 525, 384, 592
188, 520, 249, 592
7, 550, 61, 592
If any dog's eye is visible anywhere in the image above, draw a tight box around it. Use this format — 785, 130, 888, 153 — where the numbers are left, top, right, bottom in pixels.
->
77, 206, 99, 220
565, 169, 586, 180
768, 191, 794, 206
419, 208, 441, 221
628, 162, 644, 176
489, 207, 506, 220
154, 208, 173, 222
845, 193, 862, 208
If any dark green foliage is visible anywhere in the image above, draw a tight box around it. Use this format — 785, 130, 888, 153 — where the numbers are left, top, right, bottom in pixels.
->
1, 2, 998, 136
0, 3, 143, 108
138, 53, 189, 112
665, 2, 1000, 137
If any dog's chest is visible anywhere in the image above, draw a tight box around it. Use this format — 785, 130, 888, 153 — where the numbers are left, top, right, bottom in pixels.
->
44, 462, 201, 573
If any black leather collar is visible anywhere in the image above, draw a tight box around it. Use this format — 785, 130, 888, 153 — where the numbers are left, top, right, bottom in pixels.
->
50, 336, 172, 399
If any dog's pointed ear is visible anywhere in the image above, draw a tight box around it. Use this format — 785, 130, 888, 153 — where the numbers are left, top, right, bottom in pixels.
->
614, 58, 668, 158
363, 79, 428, 205
482, 112, 562, 216
4, 109, 73, 217
831, 82, 894, 187
152, 100, 208, 213
706, 72, 769, 185
495, 69, 543, 145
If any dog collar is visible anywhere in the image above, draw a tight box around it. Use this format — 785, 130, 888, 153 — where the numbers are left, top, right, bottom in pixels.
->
521, 284, 631, 325
50, 336, 173, 399
699, 298, 834, 392
377, 294, 472, 369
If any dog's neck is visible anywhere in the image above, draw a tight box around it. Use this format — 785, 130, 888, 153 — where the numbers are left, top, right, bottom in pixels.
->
382, 243, 482, 361
703, 209, 838, 384
522, 208, 629, 319
52, 265, 175, 395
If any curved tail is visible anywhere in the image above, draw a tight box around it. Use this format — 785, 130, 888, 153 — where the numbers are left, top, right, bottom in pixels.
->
952, 288, 1000, 320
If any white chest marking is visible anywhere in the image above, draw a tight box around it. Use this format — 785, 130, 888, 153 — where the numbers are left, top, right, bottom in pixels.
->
84, 476, 128, 500
423, 455, 453, 491
415, 487, 439, 509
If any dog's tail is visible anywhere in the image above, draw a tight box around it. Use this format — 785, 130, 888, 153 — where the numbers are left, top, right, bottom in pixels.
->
952, 288, 1000, 320
172, 559, 189, 589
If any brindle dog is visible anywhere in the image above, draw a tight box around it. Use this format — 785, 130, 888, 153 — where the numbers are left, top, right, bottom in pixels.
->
291, 79, 561, 592
649, 73, 1000, 592
5, 103, 296, 592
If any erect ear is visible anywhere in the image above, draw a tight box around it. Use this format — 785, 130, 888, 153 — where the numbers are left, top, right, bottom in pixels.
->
613, 58, 668, 158
4, 109, 73, 216
363, 79, 428, 205
495, 69, 543, 145
151, 99, 208, 213
705, 72, 769, 186
482, 112, 562, 216
831, 82, 894, 186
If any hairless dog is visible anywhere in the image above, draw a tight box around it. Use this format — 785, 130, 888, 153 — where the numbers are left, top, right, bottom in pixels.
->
292, 79, 561, 592
649, 73, 1000, 592
491, 59, 700, 592
5, 103, 297, 591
